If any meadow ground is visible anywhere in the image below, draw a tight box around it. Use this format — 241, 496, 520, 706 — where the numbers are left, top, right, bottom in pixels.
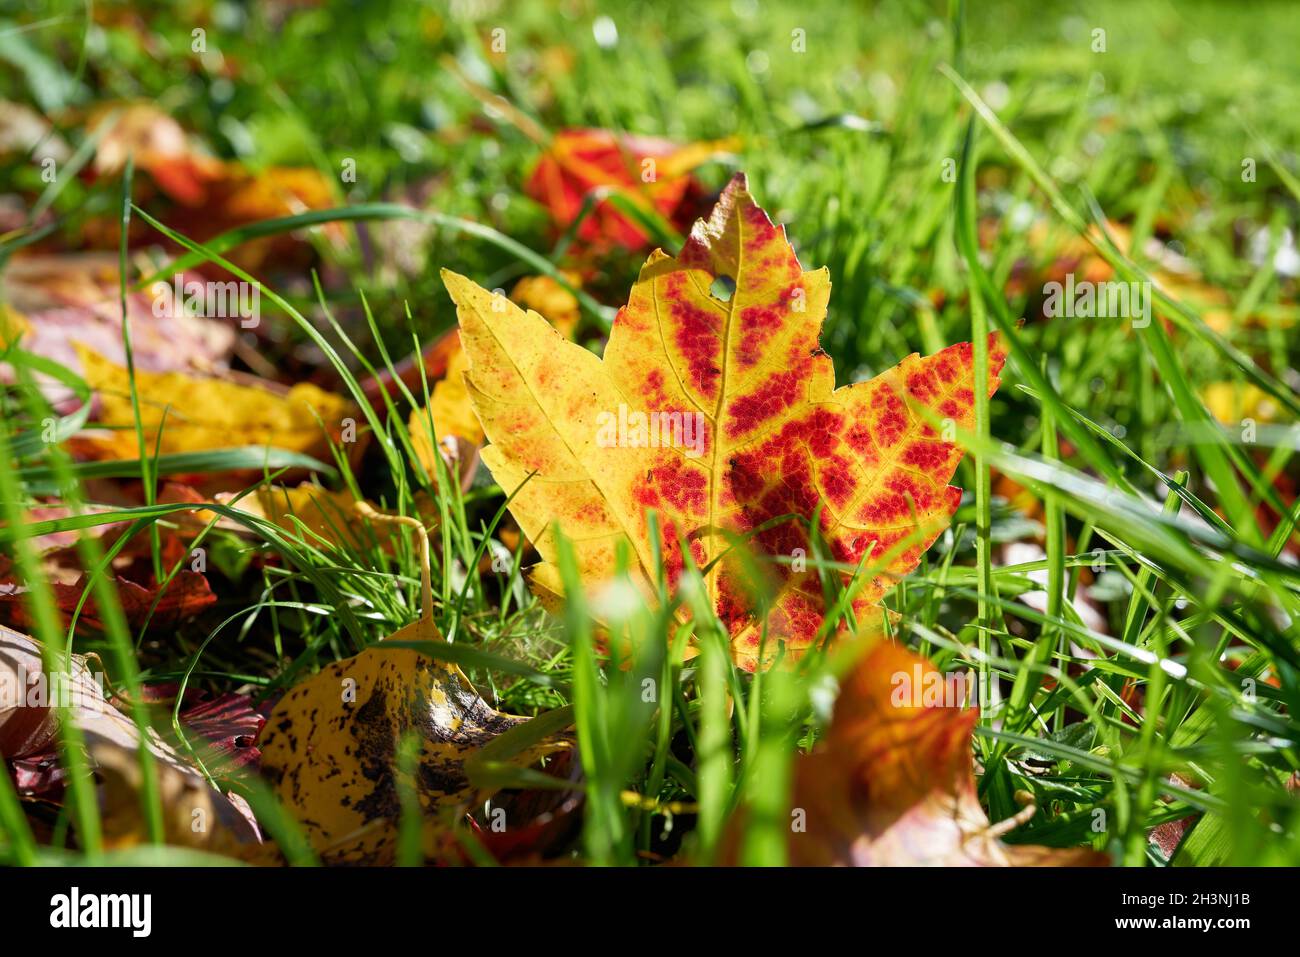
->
1, 0, 1298, 867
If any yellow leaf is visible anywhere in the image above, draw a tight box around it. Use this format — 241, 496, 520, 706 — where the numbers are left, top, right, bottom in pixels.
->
408, 338, 484, 452
77, 345, 352, 457
510, 273, 582, 340
0, 305, 28, 348
1201, 381, 1278, 426
210, 483, 405, 553
257, 508, 570, 864
442, 174, 1005, 670
408, 277, 583, 472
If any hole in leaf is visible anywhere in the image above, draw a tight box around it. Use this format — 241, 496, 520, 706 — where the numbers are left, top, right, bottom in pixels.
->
710, 274, 736, 302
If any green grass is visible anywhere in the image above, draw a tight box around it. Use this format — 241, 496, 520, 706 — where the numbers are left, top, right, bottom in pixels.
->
1, 0, 1298, 865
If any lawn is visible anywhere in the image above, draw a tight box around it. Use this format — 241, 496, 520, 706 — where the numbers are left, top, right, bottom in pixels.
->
0, 0, 1298, 868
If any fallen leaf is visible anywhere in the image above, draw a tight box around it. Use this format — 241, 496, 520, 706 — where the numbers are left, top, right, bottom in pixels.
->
0, 570, 215, 634
1018, 219, 1241, 333
89, 102, 224, 206
0, 254, 237, 407
770, 639, 1108, 865
526, 128, 733, 251
511, 273, 582, 340
444, 173, 1005, 669
407, 275, 584, 468
0, 503, 129, 563
0, 100, 70, 164
209, 483, 402, 553
76, 344, 352, 458
176, 692, 265, 773
91, 739, 265, 856
84, 104, 339, 271
0, 625, 262, 854
174, 165, 340, 272
258, 642, 570, 863
1201, 381, 1279, 426
359, 324, 462, 414
408, 337, 484, 451
258, 514, 571, 864
106, 687, 266, 775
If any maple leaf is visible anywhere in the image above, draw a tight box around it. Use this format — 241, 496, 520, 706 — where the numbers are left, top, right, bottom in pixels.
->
770, 639, 1108, 866
443, 173, 1007, 669
406, 281, 586, 486
526, 128, 735, 252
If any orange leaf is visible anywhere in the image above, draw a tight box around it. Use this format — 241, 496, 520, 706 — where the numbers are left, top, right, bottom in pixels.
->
526, 128, 733, 252
780, 640, 1108, 865
443, 173, 1006, 669
0, 571, 215, 633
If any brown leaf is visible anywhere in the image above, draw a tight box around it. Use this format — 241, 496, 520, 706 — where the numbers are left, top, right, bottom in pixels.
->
0, 571, 215, 634
0, 626, 263, 855
776, 640, 1108, 866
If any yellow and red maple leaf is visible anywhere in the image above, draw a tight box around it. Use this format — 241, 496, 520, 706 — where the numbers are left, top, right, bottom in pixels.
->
444, 173, 1006, 669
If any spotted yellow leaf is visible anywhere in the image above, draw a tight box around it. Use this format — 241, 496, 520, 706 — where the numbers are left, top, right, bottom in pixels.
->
257, 510, 570, 864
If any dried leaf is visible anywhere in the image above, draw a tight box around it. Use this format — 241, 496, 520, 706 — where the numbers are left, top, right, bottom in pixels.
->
258, 516, 571, 864
76, 345, 352, 458
444, 173, 1005, 669
92, 739, 263, 856
176, 692, 266, 773
779, 639, 1108, 866
0, 570, 215, 633
209, 483, 401, 553
0, 626, 262, 854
